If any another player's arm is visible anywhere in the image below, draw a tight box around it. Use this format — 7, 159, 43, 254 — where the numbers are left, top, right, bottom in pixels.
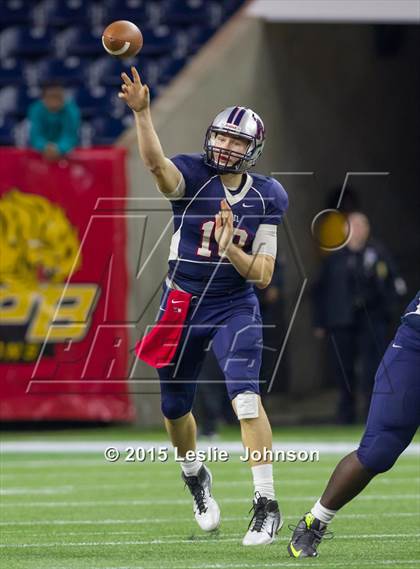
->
215, 200, 275, 289
118, 66, 181, 195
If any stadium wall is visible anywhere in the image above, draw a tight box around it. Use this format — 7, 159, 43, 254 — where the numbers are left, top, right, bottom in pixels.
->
120, 17, 419, 425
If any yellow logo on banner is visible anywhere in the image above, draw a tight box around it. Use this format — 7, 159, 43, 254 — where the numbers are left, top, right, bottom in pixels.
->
0, 189, 99, 361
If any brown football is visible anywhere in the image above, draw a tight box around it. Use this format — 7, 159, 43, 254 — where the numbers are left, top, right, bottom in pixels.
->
102, 20, 143, 58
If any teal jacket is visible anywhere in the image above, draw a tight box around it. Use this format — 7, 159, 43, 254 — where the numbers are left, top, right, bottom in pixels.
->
28, 99, 80, 154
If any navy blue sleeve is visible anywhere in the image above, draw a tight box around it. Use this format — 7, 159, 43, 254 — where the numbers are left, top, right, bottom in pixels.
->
170, 153, 208, 201
263, 178, 289, 225
401, 292, 420, 332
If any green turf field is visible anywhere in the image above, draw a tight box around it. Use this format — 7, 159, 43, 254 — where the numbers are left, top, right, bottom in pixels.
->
1, 428, 419, 569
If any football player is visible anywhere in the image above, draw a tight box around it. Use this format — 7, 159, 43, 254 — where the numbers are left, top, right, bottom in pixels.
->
119, 67, 288, 545
288, 291, 420, 557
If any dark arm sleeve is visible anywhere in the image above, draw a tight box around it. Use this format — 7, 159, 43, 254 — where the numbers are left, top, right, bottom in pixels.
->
263, 179, 289, 226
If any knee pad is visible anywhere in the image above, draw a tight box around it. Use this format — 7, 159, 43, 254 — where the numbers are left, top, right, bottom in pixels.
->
357, 430, 407, 474
161, 394, 192, 420
234, 391, 259, 420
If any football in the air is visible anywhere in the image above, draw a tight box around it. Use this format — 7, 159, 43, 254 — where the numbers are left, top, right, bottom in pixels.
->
102, 20, 143, 58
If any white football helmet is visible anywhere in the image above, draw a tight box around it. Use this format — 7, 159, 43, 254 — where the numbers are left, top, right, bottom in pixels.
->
204, 106, 265, 173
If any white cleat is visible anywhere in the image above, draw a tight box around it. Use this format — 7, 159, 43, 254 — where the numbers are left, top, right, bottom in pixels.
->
242, 492, 283, 546
182, 465, 221, 532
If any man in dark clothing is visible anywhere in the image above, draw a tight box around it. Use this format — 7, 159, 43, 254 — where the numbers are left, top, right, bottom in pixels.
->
312, 212, 406, 423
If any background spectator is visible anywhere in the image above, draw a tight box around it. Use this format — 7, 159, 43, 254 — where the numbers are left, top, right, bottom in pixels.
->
28, 82, 80, 160
312, 212, 407, 423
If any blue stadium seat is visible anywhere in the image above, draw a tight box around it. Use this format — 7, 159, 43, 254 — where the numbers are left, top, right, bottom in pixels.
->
0, 86, 18, 118
101, 0, 147, 8
88, 57, 131, 88
100, 0, 148, 27
158, 56, 187, 87
0, 0, 32, 27
135, 26, 174, 57
88, 56, 160, 89
13, 87, 38, 119
164, 0, 209, 26
0, 0, 245, 145
55, 26, 104, 58
90, 114, 134, 145
0, 60, 25, 86
172, 24, 213, 57
0, 116, 16, 145
71, 86, 115, 118
36, 57, 86, 85
44, 0, 92, 28
224, 0, 246, 17
0, 85, 38, 119
0, 27, 54, 59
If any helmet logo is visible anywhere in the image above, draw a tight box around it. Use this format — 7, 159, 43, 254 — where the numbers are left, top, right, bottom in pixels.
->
224, 123, 241, 131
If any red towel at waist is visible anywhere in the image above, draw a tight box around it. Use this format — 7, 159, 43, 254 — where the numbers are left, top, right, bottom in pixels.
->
135, 289, 192, 368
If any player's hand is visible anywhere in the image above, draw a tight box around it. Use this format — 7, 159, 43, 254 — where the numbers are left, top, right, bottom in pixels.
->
215, 199, 234, 255
43, 143, 60, 161
118, 66, 150, 112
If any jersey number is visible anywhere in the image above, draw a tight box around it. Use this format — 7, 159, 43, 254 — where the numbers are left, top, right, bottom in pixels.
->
197, 220, 247, 258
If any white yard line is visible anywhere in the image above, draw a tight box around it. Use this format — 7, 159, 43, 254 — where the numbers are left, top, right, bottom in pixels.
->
1, 440, 419, 455
87, 561, 420, 569
1, 494, 419, 508
1, 463, 418, 476
0, 533, 419, 548
0, 486, 74, 495
1, 476, 418, 496
0, 458, 108, 468
0, 512, 418, 529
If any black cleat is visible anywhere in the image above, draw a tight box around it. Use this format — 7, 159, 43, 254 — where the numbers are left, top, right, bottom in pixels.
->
287, 512, 333, 558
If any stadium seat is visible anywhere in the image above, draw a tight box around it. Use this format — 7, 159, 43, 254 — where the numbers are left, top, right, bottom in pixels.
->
0, 0, 245, 145
0, 86, 19, 118
0, 85, 38, 119
88, 56, 160, 89
88, 57, 132, 88
158, 56, 188, 87
35, 57, 86, 85
90, 114, 134, 145
163, 0, 210, 26
173, 25, 214, 57
99, 0, 148, 27
0, 116, 16, 145
0, 60, 25, 86
0, 27, 54, 59
0, 0, 32, 28
43, 0, 92, 29
55, 26, 105, 58
138, 26, 175, 57
71, 86, 120, 119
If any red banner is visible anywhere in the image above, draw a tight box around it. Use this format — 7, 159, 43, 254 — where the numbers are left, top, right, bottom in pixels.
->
0, 148, 135, 422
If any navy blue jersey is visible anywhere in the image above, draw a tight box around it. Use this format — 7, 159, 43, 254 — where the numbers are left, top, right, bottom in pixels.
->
394, 291, 420, 351
164, 153, 288, 296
